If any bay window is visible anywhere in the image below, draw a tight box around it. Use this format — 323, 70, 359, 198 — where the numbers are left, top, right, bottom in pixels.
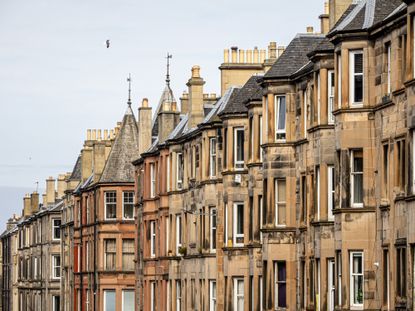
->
275, 95, 286, 141
350, 252, 364, 308
233, 203, 244, 246
351, 150, 363, 207
123, 191, 134, 219
349, 50, 364, 106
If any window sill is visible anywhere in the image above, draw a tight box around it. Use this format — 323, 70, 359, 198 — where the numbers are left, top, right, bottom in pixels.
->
333, 207, 376, 214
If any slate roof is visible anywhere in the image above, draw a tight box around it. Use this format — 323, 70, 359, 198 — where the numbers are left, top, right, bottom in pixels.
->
328, 0, 404, 35
100, 105, 140, 183
69, 155, 81, 181
202, 87, 238, 124
264, 34, 326, 79
151, 84, 176, 140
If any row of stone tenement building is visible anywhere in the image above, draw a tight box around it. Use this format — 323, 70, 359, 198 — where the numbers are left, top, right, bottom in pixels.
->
3, 0, 415, 310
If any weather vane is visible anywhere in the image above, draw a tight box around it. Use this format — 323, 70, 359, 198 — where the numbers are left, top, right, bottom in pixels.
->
127, 73, 132, 106
166, 53, 172, 85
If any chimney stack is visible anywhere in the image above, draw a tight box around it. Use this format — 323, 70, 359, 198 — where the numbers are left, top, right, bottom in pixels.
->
138, 98, 152, 156
93, 140, 107, 182
30, 192, 39, 214
329, 0, 353, 29
23, 194, 31, 217
42, 193, 47, 206
307, 26, 314, 33
46, 176, 56, 205
81, 146, 93, 181
187, 65, 205, 129
57, 174, 66, 199
320, 2, 330, 34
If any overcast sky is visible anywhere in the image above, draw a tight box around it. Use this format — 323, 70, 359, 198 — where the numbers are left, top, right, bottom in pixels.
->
0, 0, 323, 226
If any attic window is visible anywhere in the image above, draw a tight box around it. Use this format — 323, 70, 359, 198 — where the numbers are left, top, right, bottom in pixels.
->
349, 50, 364, 106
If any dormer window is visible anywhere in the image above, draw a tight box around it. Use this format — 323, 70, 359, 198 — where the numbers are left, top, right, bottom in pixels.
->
349, 50, 364, 106
275, 95, 286, 141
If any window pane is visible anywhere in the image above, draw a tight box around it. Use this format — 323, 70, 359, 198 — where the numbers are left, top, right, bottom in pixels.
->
354, 53, 363, 73
354, 75, 363, 102
354, 276, 363, 304
278, 283, 287, 307
353, 254, 362, 273
123, 291, 134, 311
236, 130, 244, 162
353, 175, 363, 204
278, 180, 286, 201
104, 290, 116, 311
277, 97, 286, 130
237, 205, 244, 234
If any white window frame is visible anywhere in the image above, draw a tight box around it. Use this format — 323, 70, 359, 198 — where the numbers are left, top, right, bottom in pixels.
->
234, 127, 245, 170
259, 115, 263, 161
150, 163, 156, 198
209, 280, 217, 311
176, 280, 181, 311
316, 167, 321, 221
122, 290, 134, 311
52, 295, 60, 311
328, 165, 335, 221
150, 281, 156, 311
233, 203, 244, 247
104, 290, 116, 311
350, 150, 364, 208
387, 44, 391, 95
317, 72, 321, 124
166, 155, 170, 192
274, 261, 287, 309
350, 251, 364, 309
338, 54, 342, 109
52, 218, 61, 241
150, 220, 156, 258
122, 191, 134, 220
275, 179, 286, 227
303, 89, 308, 137
233, 278, 244, 311
210, 208, 217, 253
224, 203, 228, 247
412, 129, 415, 194
176, 215, 182, 255
349, 50, 364, 107
274, 95, 287, 141
209, 137, 217, 178
176, 153, 183, 190
104, 191, 117, 220
328, 70, 335, 124
51, 254, 61, 279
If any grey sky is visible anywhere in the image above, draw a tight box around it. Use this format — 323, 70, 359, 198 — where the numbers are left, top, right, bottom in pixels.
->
0, 0, 323, 226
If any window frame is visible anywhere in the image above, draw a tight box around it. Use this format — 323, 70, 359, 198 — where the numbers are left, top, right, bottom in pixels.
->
51, 218, 61, 241
328, 70, 335, 124
122, 239, 134, 271
259, 115, 263, 161
337, 53, 342, 109
274, 95, 287, 141
328, 165, 335, 221
150, 221, 156, 258
210, 208, 217, 252
386, 43, 391, 95
233, 277, 244, 311
150, 162, 156, 198
234, 127, 245, 170
349, 251, 364, 309
176, 153, 183, 190
51, 254, 61, 280
52, 295, 60, 311
104, 191, 117, 220
233, 202, 244, 247
150, 281, 156, 311
122, 290, 134, 311
176, 215, 182, 255
349, 50, 364, 107
176, 280, 181, 311
209, 137, 217, 178
274, 261, 287, 309
104, 290, 116, 311
122, 191, 134, 220
275, 179, 287, 226
350, 149, 364, 208
104, 238, 116, 271
209, 280, 217, 311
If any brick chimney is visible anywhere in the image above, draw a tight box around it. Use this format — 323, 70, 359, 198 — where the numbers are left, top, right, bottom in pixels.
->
329, 0, 353, 29
93, 140, 106, 182
46, 176, 56, 206
320, 2, 330, 34
30, 192, 39, 214
158, 100, 181, 143
138, 98, 152, 155
187, 66, 205, 129
23, 193, 31, 217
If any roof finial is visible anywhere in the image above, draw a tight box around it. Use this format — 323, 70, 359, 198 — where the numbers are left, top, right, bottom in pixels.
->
127, 73, 132, 106
166, 53, 172, 86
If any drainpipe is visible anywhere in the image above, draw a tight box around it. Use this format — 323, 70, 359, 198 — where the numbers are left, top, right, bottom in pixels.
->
93, 188, 98, 311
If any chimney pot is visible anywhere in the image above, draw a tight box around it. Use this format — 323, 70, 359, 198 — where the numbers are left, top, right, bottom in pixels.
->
224, 49, 229, 63
231, 47, 238, 63
97, 129, 102, 141
307, 26, 314, 33
104, 129, 108, 140
92, 130, 96, 140
171, 101, 177, 111
246, 50, 253, 63
191, 65, 201, 78
142, 98, 149, 108
87, 129, 92, 140
239, 49, 245, 63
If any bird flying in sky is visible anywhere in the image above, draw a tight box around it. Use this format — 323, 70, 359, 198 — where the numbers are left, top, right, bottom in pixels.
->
106, 39, 110, 48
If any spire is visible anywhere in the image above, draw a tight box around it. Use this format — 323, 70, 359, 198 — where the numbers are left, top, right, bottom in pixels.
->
166, 53, 172, 86
127, 73, 132, 107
